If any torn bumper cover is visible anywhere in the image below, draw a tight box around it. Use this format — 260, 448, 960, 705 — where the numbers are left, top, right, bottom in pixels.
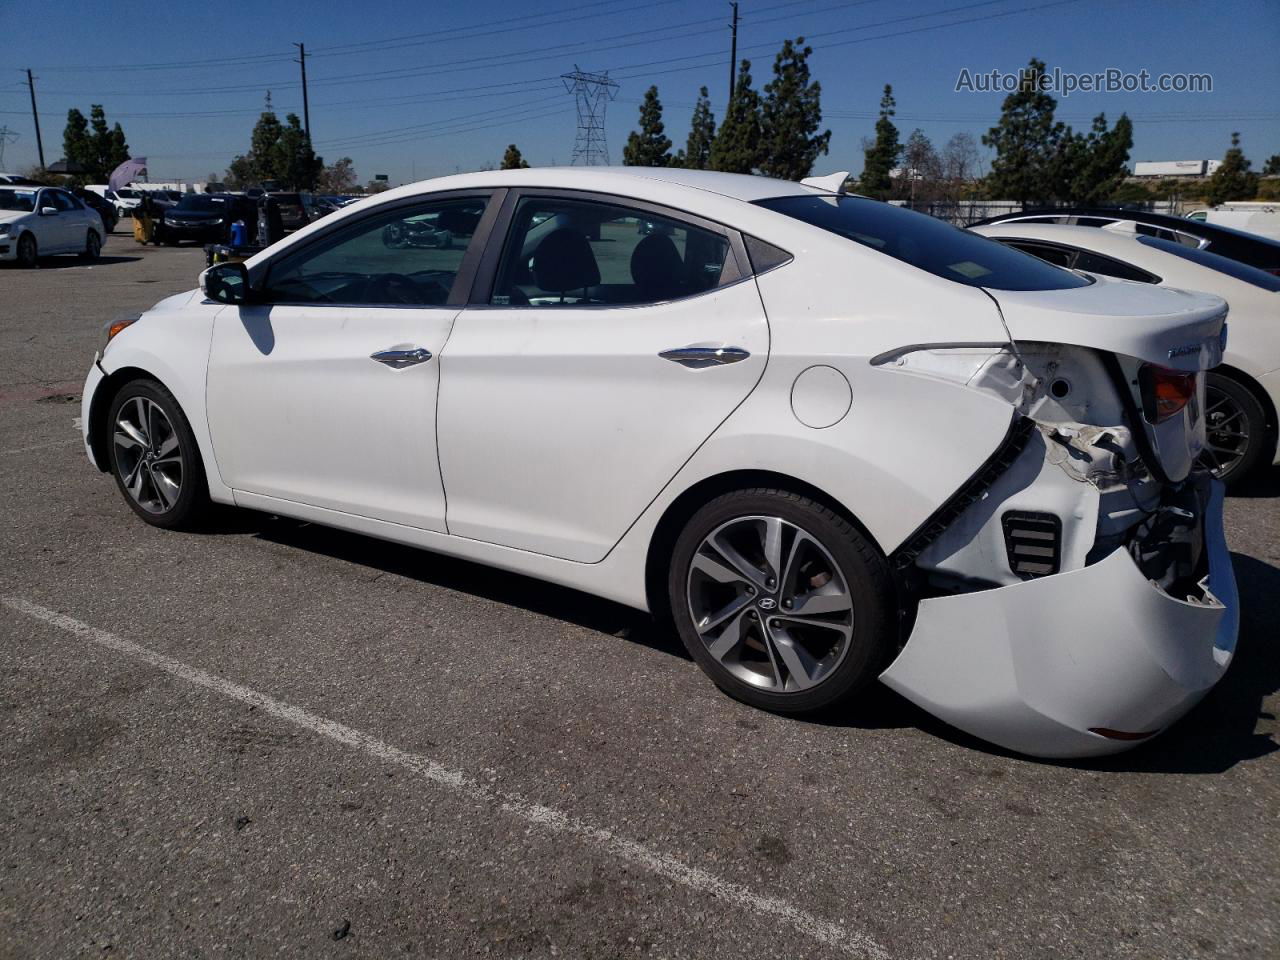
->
880, 478, 1237, 759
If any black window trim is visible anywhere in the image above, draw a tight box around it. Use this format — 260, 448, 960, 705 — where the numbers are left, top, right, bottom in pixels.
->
249, 187, 506, 310
466, 187, 753, 310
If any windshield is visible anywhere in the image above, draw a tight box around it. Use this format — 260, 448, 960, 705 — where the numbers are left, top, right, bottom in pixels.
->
0, 189, 36, 212
176, 195, 231, 212
1138, 236, 1280, 292
757, 195, 1091, 291
116, 189, 138, 199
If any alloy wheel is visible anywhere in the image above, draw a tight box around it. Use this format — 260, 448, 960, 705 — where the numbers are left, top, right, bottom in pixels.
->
113, 396, 183, 514
1199, 382, 1250, 478
686, 515, 854, 693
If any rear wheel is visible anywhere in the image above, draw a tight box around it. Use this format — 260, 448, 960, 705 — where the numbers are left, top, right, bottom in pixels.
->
80, 230, 101, 260
15, 232, 37, 268
107, 379, 211, 530
1200, 373, 1268, 485
669, 489, 896, 715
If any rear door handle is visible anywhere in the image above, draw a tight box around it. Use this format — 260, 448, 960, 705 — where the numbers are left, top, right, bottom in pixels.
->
659, 345, 751, 369
371, 347, 432, 369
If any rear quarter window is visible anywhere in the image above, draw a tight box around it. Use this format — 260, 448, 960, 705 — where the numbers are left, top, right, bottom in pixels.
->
757, 196, 1091, 291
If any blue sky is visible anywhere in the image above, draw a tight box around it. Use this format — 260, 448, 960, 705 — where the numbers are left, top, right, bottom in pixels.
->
1, 0, 1277, 185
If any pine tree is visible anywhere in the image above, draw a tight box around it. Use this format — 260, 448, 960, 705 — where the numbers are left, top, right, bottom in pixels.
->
1057, 113, 1132, 205
758, 38, 830, 181
1263, 154, 1280, 177
623, 86, 673, 167
62, 109, 92, 177
276, 113, 322, 190
247, 103, 285, 185
859, 85, 900, 199
677, 87, 716, 170
1206, 132, 1260, 205
501, 144, 530, 169
61, 105, 129, 183
982, 58, 1065, 205
709, 61, 762, 174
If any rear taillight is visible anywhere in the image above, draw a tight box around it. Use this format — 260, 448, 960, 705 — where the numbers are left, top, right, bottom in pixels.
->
1139, 364, 1197, 424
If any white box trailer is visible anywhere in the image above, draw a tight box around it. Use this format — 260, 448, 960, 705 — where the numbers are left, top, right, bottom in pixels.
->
1133, 160, 1209, 178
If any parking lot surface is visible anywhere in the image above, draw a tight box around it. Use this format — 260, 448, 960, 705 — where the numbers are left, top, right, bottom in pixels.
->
2, 234, 1278, 959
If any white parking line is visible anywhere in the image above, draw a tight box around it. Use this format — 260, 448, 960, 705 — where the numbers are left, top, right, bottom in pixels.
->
2, 596, 886, 960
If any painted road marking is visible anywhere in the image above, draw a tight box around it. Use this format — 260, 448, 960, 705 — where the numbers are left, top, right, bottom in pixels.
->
2, 596, 887, 960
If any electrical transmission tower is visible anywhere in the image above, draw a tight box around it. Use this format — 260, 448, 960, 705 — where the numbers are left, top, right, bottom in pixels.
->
561, 66, 618, 166
0, 126, 18, 169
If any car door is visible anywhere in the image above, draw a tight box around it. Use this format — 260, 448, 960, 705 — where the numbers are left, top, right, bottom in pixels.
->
34, 189, 70, 251
55, 190, 94, 246
205, 191, 497, 532
436, 191, 768, 562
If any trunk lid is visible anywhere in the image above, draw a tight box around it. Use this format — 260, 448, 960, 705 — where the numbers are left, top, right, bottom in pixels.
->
987, 276, 1227, 373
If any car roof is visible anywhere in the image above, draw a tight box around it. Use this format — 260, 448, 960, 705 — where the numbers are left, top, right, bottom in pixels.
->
383, 166, 821, 203
970, 221, 1156, 256
970, 206, 1280, 250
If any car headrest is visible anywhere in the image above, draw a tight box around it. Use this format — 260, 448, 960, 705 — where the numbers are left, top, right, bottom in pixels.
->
630, 233, 686, 301
532, 228, 600, 293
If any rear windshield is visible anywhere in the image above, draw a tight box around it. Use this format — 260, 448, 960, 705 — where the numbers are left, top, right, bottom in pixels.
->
757, 195, 1091, 290
1137, 236, 1280, 291
0, 189, 36, 212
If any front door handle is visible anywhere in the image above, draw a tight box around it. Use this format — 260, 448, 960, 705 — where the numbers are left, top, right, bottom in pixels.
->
371, 347, 432, 369
658, 345, 751, 369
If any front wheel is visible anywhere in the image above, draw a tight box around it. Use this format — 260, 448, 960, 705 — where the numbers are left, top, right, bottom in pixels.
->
15, 232, 37, 267
1200, 373, 1269, 485
669, 489, 896, 715
107, 379, 211, 530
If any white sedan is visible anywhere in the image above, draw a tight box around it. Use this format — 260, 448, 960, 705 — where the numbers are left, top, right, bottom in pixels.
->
81, 169, 1237, 759
1, 184, 105, 266
972, 221, 1280, 483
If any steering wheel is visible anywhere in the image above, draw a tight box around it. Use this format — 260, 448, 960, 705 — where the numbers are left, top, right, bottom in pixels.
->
366, 273, 428, 305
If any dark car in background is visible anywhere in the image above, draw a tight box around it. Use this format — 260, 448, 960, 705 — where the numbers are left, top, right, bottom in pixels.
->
157, 193, 256, 246
266, 192, 310, 232
968, 206, 1280, 274
69, 187, 118, 233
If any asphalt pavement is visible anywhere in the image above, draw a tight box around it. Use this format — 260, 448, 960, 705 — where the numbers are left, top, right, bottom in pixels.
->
2, 230, 1277, 959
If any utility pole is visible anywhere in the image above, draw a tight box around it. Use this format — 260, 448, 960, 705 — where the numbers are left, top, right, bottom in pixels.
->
293, 43, 311, 140
727, 3, 739, 108
25, 69, 45, 170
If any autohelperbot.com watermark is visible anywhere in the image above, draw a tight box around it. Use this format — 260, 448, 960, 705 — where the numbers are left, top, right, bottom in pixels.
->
955, 66, 1212, 97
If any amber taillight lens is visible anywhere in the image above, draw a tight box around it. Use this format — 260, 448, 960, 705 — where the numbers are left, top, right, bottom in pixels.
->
1139, 364, 1197, 424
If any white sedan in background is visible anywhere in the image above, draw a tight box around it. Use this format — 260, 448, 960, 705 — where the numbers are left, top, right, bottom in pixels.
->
972, 221, 1280, 483
81, 169, 1236, 758
0, 184, 105, 266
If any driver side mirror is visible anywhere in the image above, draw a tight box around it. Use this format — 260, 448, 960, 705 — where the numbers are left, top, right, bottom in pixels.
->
39, 206, 58, 216
200, 262, 253, 305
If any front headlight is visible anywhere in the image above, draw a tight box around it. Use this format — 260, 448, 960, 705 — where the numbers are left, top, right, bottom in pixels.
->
0, 223, 11, 235
103, 314, 141, 352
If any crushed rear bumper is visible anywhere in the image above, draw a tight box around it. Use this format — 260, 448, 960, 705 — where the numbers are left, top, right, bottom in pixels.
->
880, 479, 1237, 759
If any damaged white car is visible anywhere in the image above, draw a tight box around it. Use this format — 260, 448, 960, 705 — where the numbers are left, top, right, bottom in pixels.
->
79, 168, 1237, 758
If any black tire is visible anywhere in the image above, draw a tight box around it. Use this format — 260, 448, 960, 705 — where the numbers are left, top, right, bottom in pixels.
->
106, 379, 211, 530
668, 488, 896, 715
80, 230, 101, 260
1203, 373, 1269, 486
15, 232, 37, 268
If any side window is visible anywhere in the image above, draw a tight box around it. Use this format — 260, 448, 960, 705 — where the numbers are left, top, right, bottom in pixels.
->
1071, 250, 1158, 283
1004, 240, 1075, 268
491, 196, 731, 307
38, 190, 59, 212
263, 196, 488, 306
